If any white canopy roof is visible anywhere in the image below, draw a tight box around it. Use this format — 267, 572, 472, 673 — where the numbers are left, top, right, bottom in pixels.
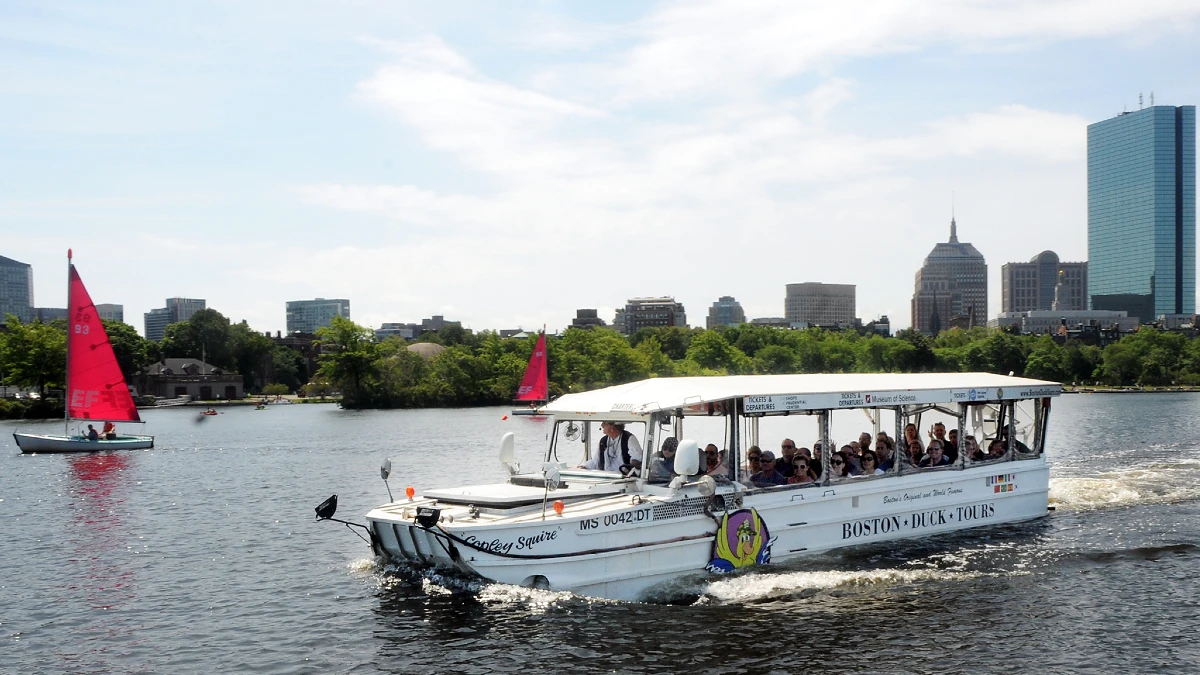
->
541, 372, 1060, 419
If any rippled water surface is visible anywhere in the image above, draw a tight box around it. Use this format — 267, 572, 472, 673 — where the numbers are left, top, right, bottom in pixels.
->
3, 394, 1200, 674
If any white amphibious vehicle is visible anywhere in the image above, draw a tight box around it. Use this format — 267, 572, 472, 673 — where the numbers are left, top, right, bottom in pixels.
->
355, 373, 1059, 601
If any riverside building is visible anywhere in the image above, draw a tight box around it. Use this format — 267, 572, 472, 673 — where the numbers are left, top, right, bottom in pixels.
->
911, 218, 988, 336
286, 298, 351, 334
144, 297, 206, 341
784, 283, 855, 328
1088, 104, 1196, 319
706, 296, 746, 329
619, 297, 687, 334
1001, 251, 1087, 313
0, 254, 34, 323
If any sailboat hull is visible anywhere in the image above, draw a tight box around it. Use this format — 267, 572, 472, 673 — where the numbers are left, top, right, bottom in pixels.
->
13, 432, 154, 453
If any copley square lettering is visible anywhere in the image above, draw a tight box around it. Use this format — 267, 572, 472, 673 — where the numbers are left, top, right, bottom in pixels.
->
462, 528, 559, 554
841, 502, 995, 539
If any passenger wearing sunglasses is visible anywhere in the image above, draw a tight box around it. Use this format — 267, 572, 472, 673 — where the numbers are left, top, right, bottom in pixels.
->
749, 451, 787, 487
858, 449, 885, 475
744, 445, 763, 474
828, 450, 852, 479
788, 458, 816, 485
779, 439, 797, 478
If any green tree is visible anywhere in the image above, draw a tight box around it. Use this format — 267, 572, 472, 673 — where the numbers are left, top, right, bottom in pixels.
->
103, 320, 155, 379
160, 309, 234, 368
685, 331, 750, 373
314, 316, 379, 407
0, 316, 66, 396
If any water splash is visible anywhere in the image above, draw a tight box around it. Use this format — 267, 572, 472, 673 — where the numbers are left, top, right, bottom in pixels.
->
1050, 461, 1200, 512
697, 566, 984, 604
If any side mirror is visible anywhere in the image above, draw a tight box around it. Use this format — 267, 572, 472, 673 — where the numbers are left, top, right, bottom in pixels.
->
380, 459, 392, 480
674, 440, 700, 476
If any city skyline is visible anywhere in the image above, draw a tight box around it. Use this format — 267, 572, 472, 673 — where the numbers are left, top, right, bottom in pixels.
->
3, 2, 1199, 336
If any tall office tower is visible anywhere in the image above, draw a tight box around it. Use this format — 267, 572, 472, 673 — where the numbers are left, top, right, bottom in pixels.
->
95, 303, 124, 323
144, 297, 207, 341
0, 255, 34, 323
1001, 251, 1088, 312
706, 296, 746, 329
1088, 105, 1196, 319
911, 218, 988, 335
621, 297, 687, 334
286, 298, 351, 334
784, 283, 856, 327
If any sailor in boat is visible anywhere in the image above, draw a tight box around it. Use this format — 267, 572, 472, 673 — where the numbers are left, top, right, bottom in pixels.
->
102, 421, 117, 440
86, 424, 99, 441
578, 421, 642, 475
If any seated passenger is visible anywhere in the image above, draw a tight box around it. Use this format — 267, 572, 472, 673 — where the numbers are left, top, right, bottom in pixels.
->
86, 424, 99, 441
744, 445, 763, 474
788, 457, 817, 484
902, 423, 924, 460
987, 439, 1007, 459
704, 444, 730, 478
858, 432, 873, 451
648, 437, 678, 481
945, 428, 959, 463
841, 445, 862, 475
965, 435, 985, 461
874, 436, 896, 472
749, 451, 787, 487
828, 450, 852, 479
919, 440, 950, 468
858, 449, 884, 475
102, 421, 117, 440
779, 439, 798, 478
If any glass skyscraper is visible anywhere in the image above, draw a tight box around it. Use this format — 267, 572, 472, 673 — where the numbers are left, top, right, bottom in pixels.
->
1087, 105, 1196, 319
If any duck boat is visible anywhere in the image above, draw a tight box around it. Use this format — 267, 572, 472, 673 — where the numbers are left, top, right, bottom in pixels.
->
321, 372, 1059, 601
13, 250, 153, 453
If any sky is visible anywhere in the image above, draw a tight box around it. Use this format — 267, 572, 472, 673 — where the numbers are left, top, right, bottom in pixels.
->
2, 0, 1199, 337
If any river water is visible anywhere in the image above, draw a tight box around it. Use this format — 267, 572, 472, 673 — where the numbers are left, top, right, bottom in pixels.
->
2, 394, 1199, 674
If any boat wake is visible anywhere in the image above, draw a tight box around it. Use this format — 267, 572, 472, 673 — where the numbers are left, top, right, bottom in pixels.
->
1049, 459, 1200, 512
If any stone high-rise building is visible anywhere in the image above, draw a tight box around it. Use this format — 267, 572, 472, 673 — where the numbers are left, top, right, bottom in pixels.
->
1001, 251, 1087, 313
706, 296, 746, 329
620, 297, 687, 334
911, 218, 987, 335
784, 283, 856, 328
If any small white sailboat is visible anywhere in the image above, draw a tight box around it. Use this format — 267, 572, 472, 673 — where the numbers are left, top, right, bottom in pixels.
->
13, 250, 154, 453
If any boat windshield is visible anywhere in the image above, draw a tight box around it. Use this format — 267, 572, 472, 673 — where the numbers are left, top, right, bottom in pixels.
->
548, 419, 649, 476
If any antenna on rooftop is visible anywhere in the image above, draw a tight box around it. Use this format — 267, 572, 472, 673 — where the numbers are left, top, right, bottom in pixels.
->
1139, 92, 1143, 109
1150, 91, 1155, 106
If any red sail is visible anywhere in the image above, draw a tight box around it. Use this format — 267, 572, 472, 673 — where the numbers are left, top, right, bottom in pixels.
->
515, 332, 548, 402
67, 265, 141, 422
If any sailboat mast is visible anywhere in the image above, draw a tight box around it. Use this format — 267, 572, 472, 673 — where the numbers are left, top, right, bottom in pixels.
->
541, 324, 548, 403
64, 248, 72, 437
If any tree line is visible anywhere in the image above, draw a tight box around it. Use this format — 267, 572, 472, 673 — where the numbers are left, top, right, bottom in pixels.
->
310, 316, 1200, 409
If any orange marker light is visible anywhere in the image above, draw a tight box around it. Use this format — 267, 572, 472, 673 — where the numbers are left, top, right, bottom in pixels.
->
502, 415, 508, 420
405, 486, 415, 500
553, 500, 565, 515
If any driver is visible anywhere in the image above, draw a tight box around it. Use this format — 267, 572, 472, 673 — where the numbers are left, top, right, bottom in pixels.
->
579, 421, 643, 475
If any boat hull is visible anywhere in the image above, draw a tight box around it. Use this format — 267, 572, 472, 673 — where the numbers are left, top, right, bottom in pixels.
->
367, 460, 1049, 601
13, 432, 155, 453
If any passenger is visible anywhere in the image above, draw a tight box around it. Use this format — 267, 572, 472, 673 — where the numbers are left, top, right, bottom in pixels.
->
648, 437, 678, 481
859, 432, 873, 451
102, 421, 117, 440
919, 440, 950, 468
945, 427, 960, 463
874, 436, 896, 472
779, 439, 797, 478
744, 445, 763, 475
828, 451, 851, 479
749, 451, 786, 487
858, 450, 884, 475
987, 438, 1007, 460
965, 435, 985, 461
579, 421, 643, 474
903, 423, 924, 459
86, 424, 99, 441
841, 445, 861, 475
929, 422, 948, 447
704, 444, 731, 478
788, 457, 816, 485
810, 441, 824, 477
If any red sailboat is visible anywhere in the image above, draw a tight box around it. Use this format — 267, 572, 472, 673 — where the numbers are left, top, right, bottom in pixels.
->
510, 329, 548, 416
13, 250, 154, 453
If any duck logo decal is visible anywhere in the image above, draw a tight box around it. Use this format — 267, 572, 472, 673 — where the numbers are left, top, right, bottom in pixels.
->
706, 508, 774, 573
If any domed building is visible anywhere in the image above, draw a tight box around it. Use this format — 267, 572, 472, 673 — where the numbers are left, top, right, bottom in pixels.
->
406, 342, 446, 360
911, 218, 987, 336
